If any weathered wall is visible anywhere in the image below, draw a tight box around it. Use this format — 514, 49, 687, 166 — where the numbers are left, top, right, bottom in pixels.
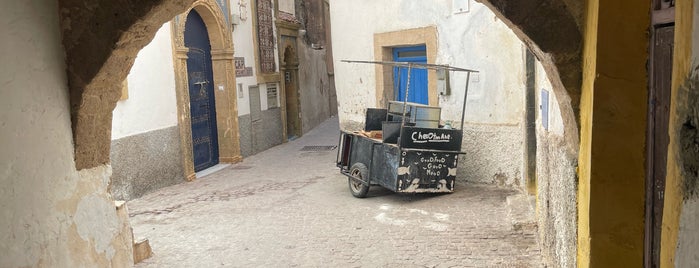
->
295, 0, 338, 134
112, 23, 178, 139
534, 60, 577, 268
663, 1, 699, 267
330, 0, 528, 186
297, 34, 337, 134
110, 126, 185, 200
0, 0, 132, 266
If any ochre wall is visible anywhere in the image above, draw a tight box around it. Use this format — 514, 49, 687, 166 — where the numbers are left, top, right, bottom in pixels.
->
578, 0, 650, 266
661, 0, 695, 267
576, 0, 598, 266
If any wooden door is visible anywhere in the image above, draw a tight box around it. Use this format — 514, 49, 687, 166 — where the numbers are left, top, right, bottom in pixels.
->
185, 10, 219, 172
645, 24, 674, 268
283, 44, 301, 140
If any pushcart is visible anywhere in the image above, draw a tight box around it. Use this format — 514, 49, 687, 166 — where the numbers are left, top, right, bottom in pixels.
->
336, 60, 478, 198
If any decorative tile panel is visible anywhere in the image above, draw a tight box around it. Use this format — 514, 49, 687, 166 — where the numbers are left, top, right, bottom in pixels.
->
256, 0, 276, 73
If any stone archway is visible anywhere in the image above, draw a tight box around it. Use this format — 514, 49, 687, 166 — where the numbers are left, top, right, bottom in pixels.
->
469, 1, 584, 266
60, 0, 241, 177
476, 0, 583, 153
172, 0, 242, 180
60, 0, 199, 170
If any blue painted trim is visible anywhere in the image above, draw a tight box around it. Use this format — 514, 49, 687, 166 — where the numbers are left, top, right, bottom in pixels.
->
393, 45, 427, 63
393, 45, 428, 104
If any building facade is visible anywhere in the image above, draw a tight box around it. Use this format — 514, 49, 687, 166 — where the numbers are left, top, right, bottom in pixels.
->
109, 0, 337, 200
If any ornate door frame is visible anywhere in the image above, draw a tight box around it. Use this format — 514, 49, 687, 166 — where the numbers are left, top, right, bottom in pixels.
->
171, 0, 242, 180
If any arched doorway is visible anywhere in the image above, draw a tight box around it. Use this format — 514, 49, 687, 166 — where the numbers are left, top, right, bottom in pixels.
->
184, 10, 219, 171
171, 1, 243, 180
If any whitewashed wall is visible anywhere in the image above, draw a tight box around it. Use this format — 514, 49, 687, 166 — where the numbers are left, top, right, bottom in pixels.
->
232, 0, 256, 116
0, 1, 132, 266
330, 0, 526, 127
536, 60, 564, 136
112, 23, 178, 140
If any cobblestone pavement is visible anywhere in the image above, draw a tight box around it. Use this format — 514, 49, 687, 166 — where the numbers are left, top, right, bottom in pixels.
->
128, 117, 543, 267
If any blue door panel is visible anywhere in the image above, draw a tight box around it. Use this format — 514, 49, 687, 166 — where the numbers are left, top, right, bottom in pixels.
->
185, 10, 219, 172
393, 45, 428, 104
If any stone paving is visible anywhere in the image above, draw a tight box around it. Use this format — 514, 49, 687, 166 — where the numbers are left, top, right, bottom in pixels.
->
128, 117, 543, 267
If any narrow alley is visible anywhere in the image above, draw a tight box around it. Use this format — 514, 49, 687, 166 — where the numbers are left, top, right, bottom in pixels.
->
128, 118, 542, 267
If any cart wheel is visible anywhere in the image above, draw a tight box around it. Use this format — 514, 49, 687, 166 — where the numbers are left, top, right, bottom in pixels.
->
348, 163, 370, 198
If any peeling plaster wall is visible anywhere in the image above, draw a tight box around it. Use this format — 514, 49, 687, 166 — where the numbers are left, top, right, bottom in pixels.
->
330, 0, 528, 186
534, 60, 577, 268
0, 1, 132, 266
112, 23, 178, 140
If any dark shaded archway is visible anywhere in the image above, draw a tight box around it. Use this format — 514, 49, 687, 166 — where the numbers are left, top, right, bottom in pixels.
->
476, 0, 583, 152
59, 0, 197, 170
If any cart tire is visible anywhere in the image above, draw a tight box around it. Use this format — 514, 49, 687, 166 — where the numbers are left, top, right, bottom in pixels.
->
348, 163, 370, 198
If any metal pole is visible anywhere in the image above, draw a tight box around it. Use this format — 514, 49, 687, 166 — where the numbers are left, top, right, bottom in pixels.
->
460, 72, 471, 131
400, 63, 413, 130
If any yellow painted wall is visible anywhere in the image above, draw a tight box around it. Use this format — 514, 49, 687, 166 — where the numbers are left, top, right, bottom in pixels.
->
577, 0, 598, 266
578, 0, 650, 266
661, 1, 694, 267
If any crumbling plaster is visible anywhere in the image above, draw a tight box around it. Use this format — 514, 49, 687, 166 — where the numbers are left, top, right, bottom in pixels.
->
1, 1, 132, 266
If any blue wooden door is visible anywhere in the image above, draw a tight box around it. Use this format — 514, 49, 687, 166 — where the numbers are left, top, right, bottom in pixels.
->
185, 10, 219, 172
393, 45, 428, 104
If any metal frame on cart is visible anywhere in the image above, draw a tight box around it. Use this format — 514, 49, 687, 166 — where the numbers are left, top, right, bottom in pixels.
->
336, 60, 479, 197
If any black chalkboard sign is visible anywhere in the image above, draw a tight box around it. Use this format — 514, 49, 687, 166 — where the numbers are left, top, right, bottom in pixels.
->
399, 126, 462, 151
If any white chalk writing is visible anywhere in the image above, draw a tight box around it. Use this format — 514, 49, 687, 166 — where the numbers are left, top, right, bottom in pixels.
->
411, 131, 451, 143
